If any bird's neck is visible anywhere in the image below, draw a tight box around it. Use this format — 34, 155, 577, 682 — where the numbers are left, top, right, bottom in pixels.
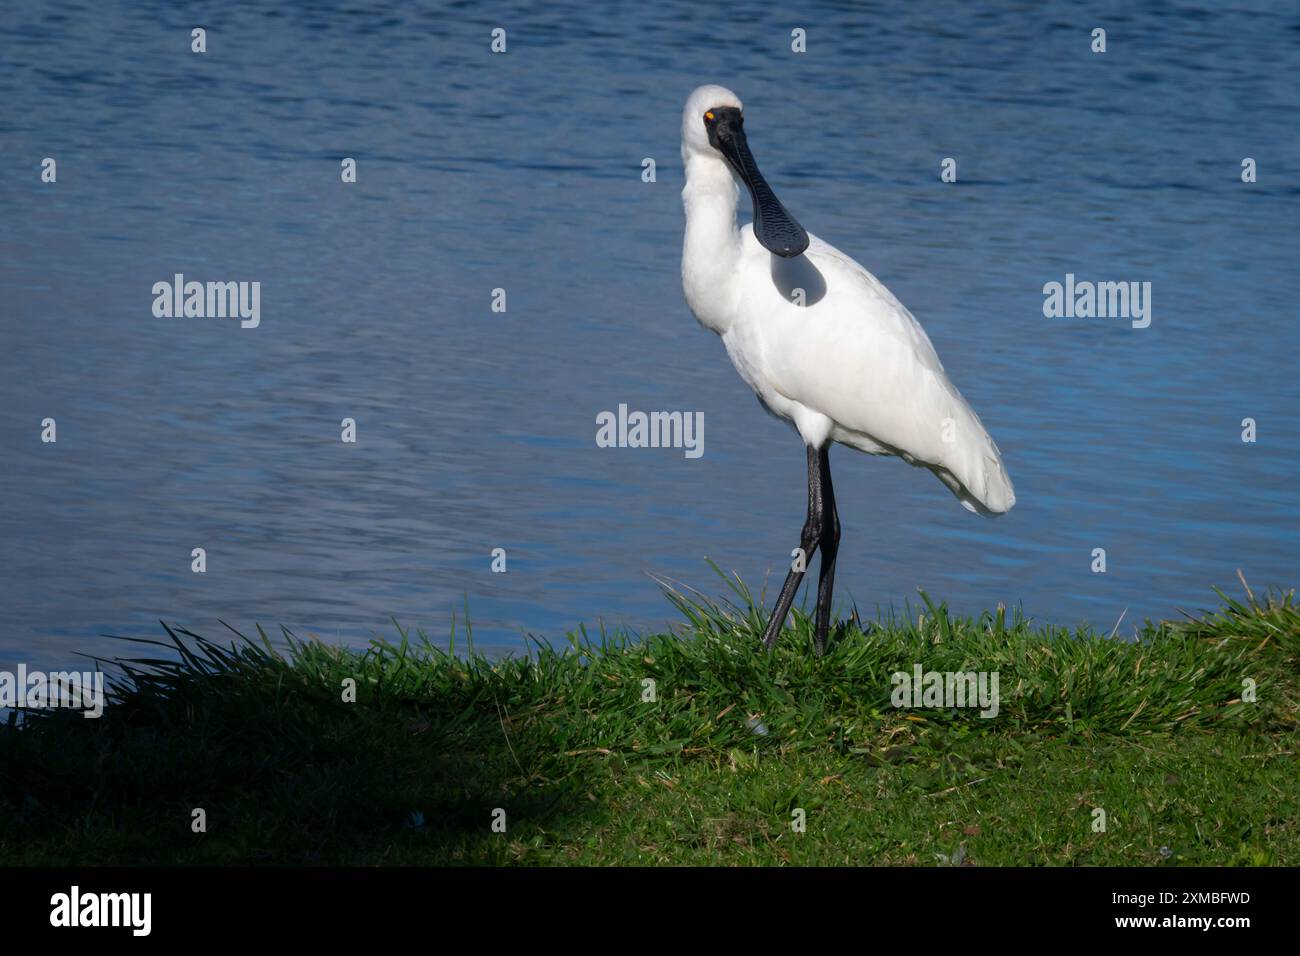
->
681, 155, 744, 330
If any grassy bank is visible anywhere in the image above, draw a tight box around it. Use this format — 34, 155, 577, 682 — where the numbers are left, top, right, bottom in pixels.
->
1, 575, 1297, 865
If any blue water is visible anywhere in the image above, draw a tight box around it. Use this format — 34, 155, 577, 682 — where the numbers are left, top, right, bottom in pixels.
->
2, 0, 1298, 669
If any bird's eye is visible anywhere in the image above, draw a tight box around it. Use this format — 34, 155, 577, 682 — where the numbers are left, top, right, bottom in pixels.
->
703, 111, 716, 123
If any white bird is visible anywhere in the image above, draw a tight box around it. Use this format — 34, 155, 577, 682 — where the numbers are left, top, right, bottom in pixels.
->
680, 84, 1015, 654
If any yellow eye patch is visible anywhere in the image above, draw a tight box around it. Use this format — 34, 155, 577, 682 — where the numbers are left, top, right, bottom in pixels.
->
704, 111, 715, 121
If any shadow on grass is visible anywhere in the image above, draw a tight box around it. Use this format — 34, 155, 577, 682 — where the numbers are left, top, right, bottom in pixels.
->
0, 622, 603, 865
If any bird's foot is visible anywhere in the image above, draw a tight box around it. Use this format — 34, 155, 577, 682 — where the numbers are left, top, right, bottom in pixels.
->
813, 620, 846, 657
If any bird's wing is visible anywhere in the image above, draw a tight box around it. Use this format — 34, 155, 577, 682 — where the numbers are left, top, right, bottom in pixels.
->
749, 233, 1016, 514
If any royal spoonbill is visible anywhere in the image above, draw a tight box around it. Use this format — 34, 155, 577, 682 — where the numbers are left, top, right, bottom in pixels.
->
679, 84, 1015, 654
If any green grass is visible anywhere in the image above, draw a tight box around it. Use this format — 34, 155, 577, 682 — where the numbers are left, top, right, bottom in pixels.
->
1, 571, 1296, 865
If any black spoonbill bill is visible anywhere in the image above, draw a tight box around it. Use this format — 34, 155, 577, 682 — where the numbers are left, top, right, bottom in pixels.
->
679, 84, 1015, 654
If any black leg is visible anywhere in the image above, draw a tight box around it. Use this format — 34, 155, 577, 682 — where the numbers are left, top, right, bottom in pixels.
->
813, 445, 839, 655
761, 444, 825, 650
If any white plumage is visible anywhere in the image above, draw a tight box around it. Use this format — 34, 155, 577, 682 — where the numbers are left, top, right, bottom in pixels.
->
681, 84, 1014, 517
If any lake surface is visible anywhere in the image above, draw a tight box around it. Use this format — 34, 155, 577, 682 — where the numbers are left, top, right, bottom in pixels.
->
2, 0, 1298, 669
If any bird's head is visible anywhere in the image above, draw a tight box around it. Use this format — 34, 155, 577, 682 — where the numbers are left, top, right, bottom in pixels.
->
680, 84, 743, 157
681, 84, 809, 259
